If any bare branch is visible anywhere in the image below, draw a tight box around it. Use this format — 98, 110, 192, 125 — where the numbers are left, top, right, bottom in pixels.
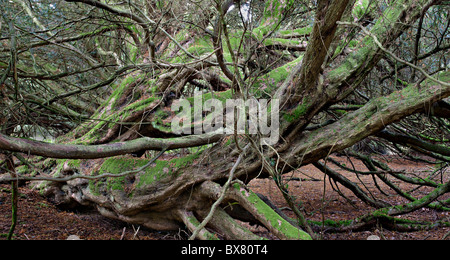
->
0, 148, 167, 183
0, 131, 223, 159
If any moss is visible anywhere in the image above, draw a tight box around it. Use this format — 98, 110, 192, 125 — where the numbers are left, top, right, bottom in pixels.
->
117, 75, 144, 101
333, 39, 359, 57
181, 89, 233, 128
100, 74, 145, 112
124, 96, 158, 112
436, 70, 450, 83
152, 106, 179, 133
89, 158, 136, 194
137, 152, 201, 188
352, 0, 370, 20
261, 0, 295, 22
67, 159, 81, 169
186, 215, 220, 240
327, 0, 422, 84
279, 27, 313, 37
74, 74, 156, 144
283, 97, 311, 123
147, 79, 159, 95
264, 38, 301, 46
170, 36, 215, 63
52, 159, 68, 178
252, 57, 302, 98
254, 0, 296, 38
128, 43, 139, 63
77, 121, 108, 144
233, 183, 312, 240
192, 89, 233, 104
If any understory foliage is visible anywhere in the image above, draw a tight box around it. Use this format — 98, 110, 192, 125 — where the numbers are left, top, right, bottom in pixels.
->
0, 0, 449, 240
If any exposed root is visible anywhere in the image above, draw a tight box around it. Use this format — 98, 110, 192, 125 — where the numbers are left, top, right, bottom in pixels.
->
32, 153, 314, 240
177, 210, 219, 240
199, 207, 265, 240
228, 182, 312, 240
314, 214, 450, 234
198, 180, 312, 240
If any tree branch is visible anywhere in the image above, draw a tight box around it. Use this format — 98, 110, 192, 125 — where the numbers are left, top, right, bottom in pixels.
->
291, 0, 351, 100
0, 131, 223, 159
0, 148, 167, 183
189, 144, 248, 240
64, 0, 152, 48
337, 21, 450, 88
313, 161, 390, 208
280, 70, 450, 171
377, 130, 450, 157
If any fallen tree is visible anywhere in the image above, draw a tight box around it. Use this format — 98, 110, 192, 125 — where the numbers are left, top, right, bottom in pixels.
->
1, 0, 449, 240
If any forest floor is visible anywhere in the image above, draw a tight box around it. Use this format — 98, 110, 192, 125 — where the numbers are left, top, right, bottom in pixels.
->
0, 155, 449, 240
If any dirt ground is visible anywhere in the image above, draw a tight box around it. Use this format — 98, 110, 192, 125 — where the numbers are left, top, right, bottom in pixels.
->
250, 156, 450, 240
1, 156, 449, 240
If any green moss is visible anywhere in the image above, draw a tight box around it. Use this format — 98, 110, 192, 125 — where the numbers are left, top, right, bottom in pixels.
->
150, 107, 174, 133
128, 43, 139, 63
124, 96, 158, 112
147, 79, 159, 95
186, 215, 220, 240
436, 70, 450, 83
0, 61, 8, 68
137, 152, 200, 188
102, 74, 145, 110
283, 98, 311, 123
233, 183, 312, 240
15, 165, 33, 177
67, 159, 81, 169
181, 89, 233, 126
89, 154, 200, 195
279, 27, 312, 37
264, 38, 300, 46
333, 39, 359, 57
328, 44, 372, 84
352, 0, 370, 20
327, 0, 423, 85
252, 57, 302, 98
261, 0, 295, 21
89, 158, 136, 194
193, 89, 233, 104
77, 121, 107, 144
52, 159, 68, 178
253, 0, 296, 38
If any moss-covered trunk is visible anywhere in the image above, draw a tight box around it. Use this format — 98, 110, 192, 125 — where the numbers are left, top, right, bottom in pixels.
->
33, 140, 311, 240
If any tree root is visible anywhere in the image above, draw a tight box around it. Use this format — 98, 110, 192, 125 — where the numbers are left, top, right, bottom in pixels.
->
29, 150, 314, 240
198, 181, 312, 240
315, 213, 450, 234
177, 210, 220, 240
200, 207, 265, 240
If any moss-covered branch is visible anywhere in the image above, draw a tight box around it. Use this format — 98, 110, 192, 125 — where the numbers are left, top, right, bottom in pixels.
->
377, 130, 450, 157
229, 182, 312, 240
281, 70, 450, 170
0, 131, 222, 159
